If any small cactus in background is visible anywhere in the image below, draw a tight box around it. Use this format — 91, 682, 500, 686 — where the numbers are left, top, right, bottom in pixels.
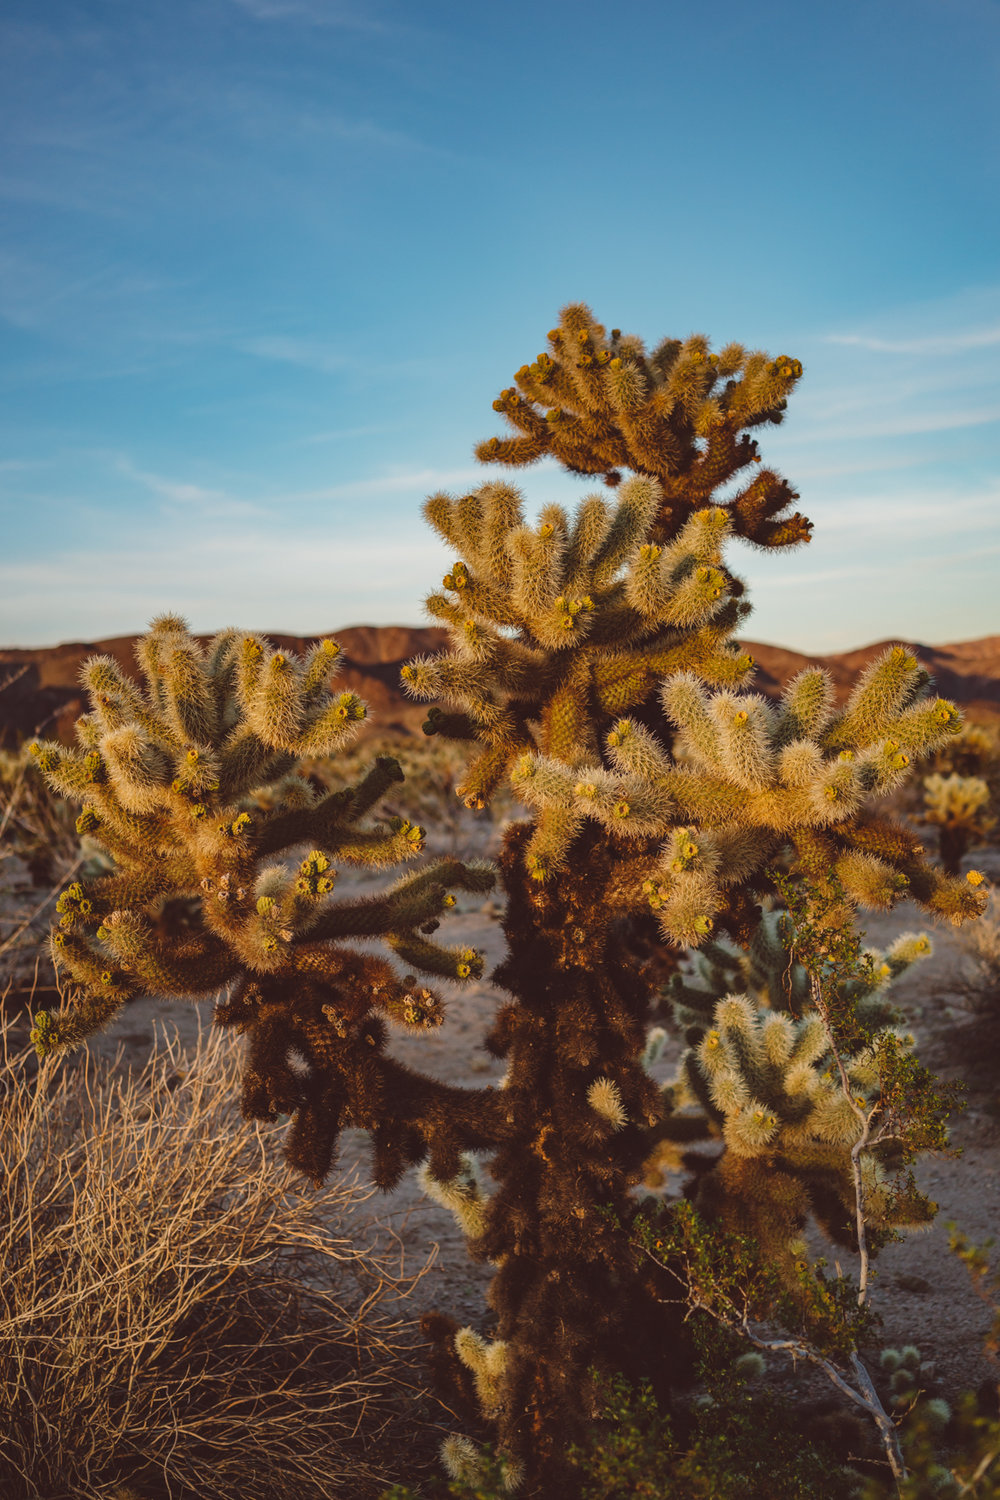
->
913, 722, 1000, 876
667, 907, 931, 1035
660, 985, 935, 1288
30, 616, 497, 1187
922, 772, 995, 876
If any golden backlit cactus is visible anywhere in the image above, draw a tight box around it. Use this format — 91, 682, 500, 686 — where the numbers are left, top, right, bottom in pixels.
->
476, 302, 811, 550
402, 306, 988, 1494
515, 646, 986, 947
30, 616, 496, 1187
404, 482, 755, 812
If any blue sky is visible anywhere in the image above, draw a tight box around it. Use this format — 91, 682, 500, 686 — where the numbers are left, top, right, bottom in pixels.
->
1, 0, 997, 653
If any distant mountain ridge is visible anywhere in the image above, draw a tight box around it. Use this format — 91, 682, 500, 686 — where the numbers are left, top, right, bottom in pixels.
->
1, 626, 998, 749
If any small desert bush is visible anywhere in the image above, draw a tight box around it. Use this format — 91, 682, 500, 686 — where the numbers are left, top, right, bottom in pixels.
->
0, 1015, 433, 1500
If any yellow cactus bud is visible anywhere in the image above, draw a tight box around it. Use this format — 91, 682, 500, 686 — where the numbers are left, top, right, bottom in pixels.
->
613, 800, 630, 818
443, 893, 457, 907
967, 870, 985, 886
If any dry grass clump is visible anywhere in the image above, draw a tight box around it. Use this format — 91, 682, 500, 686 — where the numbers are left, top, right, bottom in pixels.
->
0, 1016, 435, 1500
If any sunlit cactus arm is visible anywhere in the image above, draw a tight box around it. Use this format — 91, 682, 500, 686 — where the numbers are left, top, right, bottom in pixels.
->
323, 816, 429, 867
306, 858, 494, 942
386, 933, 485, 982
823, 647, 928, 749
474, 303, 810, 549
96, 911, 239, 995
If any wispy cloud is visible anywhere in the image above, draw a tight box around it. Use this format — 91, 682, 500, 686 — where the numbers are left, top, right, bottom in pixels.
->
234, 334, 440, 381
293, 467, 484, 501
235, 336, 352, 375
226, 0, 391, 31
111, 456, 266, 521
775, 402, 1000, 444
824, 324, 1000, 355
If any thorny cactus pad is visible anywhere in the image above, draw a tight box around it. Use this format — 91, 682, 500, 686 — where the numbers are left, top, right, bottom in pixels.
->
30, 616, 497, 1186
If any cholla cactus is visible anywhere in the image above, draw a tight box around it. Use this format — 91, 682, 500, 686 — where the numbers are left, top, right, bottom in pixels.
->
912, 722, 1000, 876
668, 907, 932, 1035
404, 480, 756, 817
404, 306, 986, 1492
29, 616, 497, 1187
663, 991, 934, 1288
879, 1345, 943, 1418
922, 772, 995, 876
476, 301, 811, 550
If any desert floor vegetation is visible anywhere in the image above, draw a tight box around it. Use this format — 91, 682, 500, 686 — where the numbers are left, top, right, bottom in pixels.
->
0, 1010, 449, 1500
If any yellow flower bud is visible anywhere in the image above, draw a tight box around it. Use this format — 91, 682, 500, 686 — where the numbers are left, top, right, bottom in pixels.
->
967, 870, 985, 886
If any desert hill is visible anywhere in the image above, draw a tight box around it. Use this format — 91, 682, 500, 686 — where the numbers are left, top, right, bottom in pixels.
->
1, 626, 998, 749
